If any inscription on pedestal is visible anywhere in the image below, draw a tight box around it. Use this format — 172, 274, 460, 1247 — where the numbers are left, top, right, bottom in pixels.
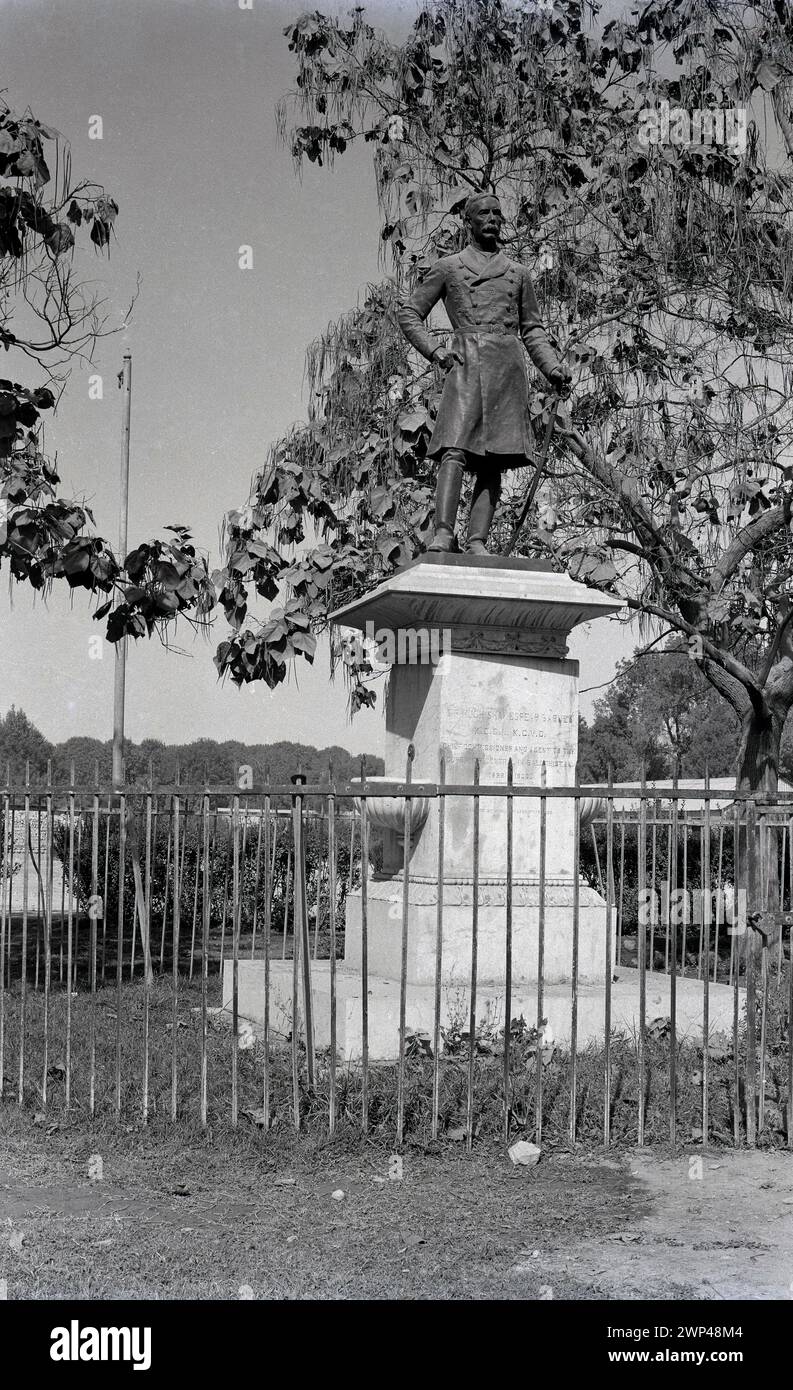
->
443, 701, 576, 772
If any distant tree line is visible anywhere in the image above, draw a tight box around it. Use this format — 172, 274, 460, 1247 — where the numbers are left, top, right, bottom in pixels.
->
0, 706, 384, 787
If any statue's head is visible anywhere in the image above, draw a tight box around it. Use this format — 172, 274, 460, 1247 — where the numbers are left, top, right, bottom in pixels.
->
463, 191, 503, 246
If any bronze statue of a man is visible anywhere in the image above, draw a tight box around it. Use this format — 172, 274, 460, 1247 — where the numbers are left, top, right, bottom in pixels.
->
398, 192, 571, 554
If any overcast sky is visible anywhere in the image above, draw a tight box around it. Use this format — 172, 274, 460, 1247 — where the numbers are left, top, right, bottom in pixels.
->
0, 0, 635, 754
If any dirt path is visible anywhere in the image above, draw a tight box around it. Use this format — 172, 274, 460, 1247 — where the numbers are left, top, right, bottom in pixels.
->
0, 1117, 791, 1299
538, 1151, 793, 1300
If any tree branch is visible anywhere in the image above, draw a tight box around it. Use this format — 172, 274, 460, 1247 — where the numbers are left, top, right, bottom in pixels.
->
711, 504, 791, 594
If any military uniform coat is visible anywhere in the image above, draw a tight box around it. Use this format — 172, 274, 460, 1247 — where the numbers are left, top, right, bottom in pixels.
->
398, 245, 563, 468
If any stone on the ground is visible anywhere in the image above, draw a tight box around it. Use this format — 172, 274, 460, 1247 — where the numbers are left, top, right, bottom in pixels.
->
508, 1140, 541, 1166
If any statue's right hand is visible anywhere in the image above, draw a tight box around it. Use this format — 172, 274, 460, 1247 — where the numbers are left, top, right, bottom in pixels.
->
433, 347, 462, 372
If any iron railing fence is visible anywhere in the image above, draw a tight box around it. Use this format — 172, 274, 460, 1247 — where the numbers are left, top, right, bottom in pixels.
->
0, 761, 791, 1149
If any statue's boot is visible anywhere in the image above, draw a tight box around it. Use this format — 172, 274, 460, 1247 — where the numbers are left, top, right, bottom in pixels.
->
428, 451, 464, 552
465, 473, 501, 555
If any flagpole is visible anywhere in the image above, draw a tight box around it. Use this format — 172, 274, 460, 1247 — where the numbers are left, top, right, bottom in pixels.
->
112, 352, 132, 790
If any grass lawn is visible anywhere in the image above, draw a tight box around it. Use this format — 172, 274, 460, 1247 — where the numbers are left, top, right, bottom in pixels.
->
0, 974, 791, 1299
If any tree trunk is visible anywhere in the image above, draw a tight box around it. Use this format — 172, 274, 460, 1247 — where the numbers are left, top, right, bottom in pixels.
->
736, 706, 782, 797
736, 705, 786, 959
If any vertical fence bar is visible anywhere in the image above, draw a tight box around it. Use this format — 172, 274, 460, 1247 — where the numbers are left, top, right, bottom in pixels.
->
41, 769, 53, 1108
263, 781, 274, 1131
732, 801, 741, 1145
664, 812, 672, 975
65, 770, 76, 1111
536, 762, 547, 1146
89, 779, 99, 1119
637, 766, 647, 1146
466, 758, 480, 1153
312, 813, 322, 962
616, 820, 625, 968
200, 795, 210, 1130
359, 758, 369, 1132
745, 797, 757, 1148
282, 848, 291, 962
778, 823, 787, 980
702, 768, 711, 1145
59, 819, 66, 986
34, 802, 42, 993
326, 766, 336, 1137
73, 809, 82, 993
569, 770, 581, 1145
4, 791, 11, 993
17, 765, 30, 1106
240, 807, 249, 952
177, 788, 188, 969
291, 783, 301, 1132
250, 808, 264, 961
115, 792, 126, 1116
759, 941, 768, 1138
650, 814, 657, 969
787, 810, 793, 1150
296, 776, 314, 1093
758, 811, 769, 1137
189, 836, 200, 983
170, 789, 181, 1121
503, 759, 514, 1145
432, 755, 446, 1143
590, 824, 604, 897
669, 762, 679, 1147
142, 792, 152, 1124
713, 822, 724, 983
787, 902, 793, 1151
697, 820, 705, 980
0, 787, 9, 1099
681, 808, 688, 980
396, 745, 415, 1149
603, 765, 614, 1147
159, 812, 171, 974
219, 818, 231, 975
101, 798, 111, 983
231, 793, 240, 1128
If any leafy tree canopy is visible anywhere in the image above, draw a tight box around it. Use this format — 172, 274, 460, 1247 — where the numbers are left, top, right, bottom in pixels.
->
0, 96, 215, 647
214, 0, 793, 791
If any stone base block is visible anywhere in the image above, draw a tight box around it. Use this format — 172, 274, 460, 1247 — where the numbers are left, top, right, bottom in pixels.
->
344, 876, 614, 985
224, 961, 742, 1063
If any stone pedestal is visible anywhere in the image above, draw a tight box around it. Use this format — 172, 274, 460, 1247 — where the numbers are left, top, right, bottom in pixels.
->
227, 556, 627, 1059
337, 556, 621, 1010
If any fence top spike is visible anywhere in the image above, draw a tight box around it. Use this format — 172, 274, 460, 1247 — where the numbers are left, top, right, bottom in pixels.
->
541, 759, 547, 788
506, 756, 513, 786
404, 744, 414, 785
